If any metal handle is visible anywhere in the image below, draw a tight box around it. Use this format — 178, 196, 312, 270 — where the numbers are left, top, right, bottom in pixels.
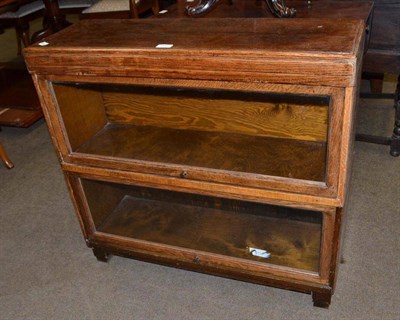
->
180, 170, 188, 178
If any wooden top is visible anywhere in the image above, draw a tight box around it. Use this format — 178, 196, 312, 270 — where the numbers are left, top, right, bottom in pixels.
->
24, 18, 365, 86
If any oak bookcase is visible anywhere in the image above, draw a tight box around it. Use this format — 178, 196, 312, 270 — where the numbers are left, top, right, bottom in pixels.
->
24, 18, 365, 307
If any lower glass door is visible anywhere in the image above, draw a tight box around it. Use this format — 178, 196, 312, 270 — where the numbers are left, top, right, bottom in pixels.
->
81, 178, 323, 273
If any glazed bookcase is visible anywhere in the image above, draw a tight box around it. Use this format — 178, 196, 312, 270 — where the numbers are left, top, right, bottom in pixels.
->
24, 18, 365, 308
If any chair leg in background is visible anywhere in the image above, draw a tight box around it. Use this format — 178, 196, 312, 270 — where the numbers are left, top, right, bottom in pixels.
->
356, 75, 400, 157
0, 142, 14, 169
15, 21, 30, 55
390, 78, 400, 156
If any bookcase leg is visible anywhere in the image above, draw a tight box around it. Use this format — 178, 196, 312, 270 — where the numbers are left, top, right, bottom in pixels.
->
93, 248, 109, 262
312, 291, 331, 308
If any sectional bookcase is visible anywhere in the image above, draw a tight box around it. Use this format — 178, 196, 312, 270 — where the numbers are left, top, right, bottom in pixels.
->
24, 18, 365, 307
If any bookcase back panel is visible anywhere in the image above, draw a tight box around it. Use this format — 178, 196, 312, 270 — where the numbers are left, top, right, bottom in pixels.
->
102, 85, 329, 142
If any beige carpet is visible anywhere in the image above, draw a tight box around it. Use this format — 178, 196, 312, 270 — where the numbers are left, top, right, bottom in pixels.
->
1, 18, 399, 320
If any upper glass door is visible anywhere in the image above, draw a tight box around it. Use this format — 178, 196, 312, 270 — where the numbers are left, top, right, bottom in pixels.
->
52, 82, 330, 184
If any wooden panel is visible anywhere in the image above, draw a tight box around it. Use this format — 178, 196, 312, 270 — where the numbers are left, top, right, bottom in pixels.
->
52, 83, 107, 151
362, 4, 400, 73
319, 210, 336, 282
77, 123, 327, 182
63, 173, 94, 239
81, 179, 128, 227
24, 53, 358, 87
368, 4, 400, 52
363, 51, 400, 74
336, 85, 360, 205
103, 88, 328, 142
0, 67, 41, 110
64, 163, 341, 219
86, 185, 322, 272
24, 18, 363, 56
24, 18, 364, 87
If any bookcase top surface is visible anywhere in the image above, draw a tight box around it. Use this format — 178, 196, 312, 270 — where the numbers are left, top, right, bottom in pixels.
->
24, 18, 364, 86
25, 18, 363, 57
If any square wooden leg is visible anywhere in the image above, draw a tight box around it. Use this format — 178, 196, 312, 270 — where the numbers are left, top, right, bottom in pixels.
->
312, 291, 332, 308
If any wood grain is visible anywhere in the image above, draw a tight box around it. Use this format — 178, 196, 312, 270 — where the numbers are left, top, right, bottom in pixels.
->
83, 183, 322, 272
52, 83, 107, 150
77, 123, 327, 182
24, 18, 364, 87
63, 163, 340, 210
103, 85, 328, 142
39, 76, 342, 198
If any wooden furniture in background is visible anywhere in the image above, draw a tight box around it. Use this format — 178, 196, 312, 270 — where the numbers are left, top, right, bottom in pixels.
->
0, 0, 44, 54
0, 1, 44, 127
31, 0, 95, 42
31, 0, 69, 41
0, 0, 95, 53
353, 0, 400, 156
25, 18, 365, 308
58, 0, 96, 15
165, 0, 373, 20
356, 76, 400, 156
81, 0, 160, 19
361, 0, 400, 80
0, 1, 95, 127
0, 66, 43, 127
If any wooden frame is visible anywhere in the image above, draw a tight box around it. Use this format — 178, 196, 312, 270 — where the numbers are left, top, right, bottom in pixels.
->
64, 171, 340, 288
34, 76, 349, 201
24, 18, 364, 308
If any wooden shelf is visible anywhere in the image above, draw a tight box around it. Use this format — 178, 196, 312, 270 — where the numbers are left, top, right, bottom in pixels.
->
84, 181, 321, 272
77, 123, 327, 182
